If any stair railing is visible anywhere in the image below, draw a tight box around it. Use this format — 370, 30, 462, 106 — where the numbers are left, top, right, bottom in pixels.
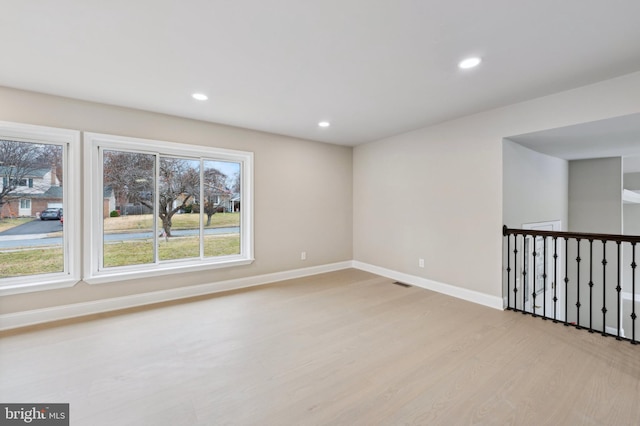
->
503, 225, 640, 344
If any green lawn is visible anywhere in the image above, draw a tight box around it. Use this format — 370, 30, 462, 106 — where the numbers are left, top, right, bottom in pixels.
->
1, 234, 240, 278
102, 234, 240, 267
0, 213, 241, 278
0, 247, 64, 278
104, 212, 239, 233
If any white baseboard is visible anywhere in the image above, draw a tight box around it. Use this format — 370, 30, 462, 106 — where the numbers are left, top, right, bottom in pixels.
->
0, 261, 352, 331
1, 260, 506, 331
352, 261, 504, 311
605, 325, 625, 337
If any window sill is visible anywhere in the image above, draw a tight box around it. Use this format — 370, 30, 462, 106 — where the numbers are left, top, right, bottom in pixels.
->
84, 256, 255, 285
0, 276, 80, 297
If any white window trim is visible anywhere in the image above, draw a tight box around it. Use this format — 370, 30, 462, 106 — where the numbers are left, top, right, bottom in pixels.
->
83, 132, 254, 284
0, 121, 81, 296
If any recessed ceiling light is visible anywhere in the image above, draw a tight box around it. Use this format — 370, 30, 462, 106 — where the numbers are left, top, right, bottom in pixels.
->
318, 121, 330, 128
458, 57, 482, 69
192, 93, 208, 101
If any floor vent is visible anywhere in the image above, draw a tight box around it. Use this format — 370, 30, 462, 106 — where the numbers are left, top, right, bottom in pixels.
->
392, 281, 411, 288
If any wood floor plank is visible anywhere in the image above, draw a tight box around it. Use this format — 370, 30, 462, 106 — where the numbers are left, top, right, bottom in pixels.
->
1, 269, 639, 425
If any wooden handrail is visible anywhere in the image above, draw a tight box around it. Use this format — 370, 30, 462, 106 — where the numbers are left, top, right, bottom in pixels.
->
503, 225, 640, 244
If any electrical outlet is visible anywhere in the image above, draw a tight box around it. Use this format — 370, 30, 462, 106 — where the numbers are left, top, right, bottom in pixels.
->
419, 258, 425, 268
301, 251, 307, 260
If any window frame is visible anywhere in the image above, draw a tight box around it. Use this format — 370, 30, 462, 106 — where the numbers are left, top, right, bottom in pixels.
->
83, 132, 254, 284
0, 121, 81, 296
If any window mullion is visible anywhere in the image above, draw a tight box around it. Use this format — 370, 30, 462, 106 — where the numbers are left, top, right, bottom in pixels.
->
97, 147, 105, 271
62, 142, 68, 273
154, 152, 160, 264
200, 158, 205, 259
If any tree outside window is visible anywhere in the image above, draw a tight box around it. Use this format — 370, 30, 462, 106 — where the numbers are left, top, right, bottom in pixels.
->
96, 141, 247, 273
0, 121, 78, 293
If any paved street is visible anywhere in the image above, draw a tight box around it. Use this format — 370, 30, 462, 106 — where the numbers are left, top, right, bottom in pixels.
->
0, 226, 240, 249
0, 218, 62, 236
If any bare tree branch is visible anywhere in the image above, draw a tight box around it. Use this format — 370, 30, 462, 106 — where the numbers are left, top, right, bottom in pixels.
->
0, 140, 49, 208
203, 167, 229, 226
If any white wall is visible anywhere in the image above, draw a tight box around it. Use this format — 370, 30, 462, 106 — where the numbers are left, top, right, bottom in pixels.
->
625, 172, 640, 191
623, 203, 640, 240
569, 158, 622, 234
353, 71, 640, 303
624, 173, 640, 237
502, 139, 568, 229
623, 172, 640, 336
0, 86, 353, 315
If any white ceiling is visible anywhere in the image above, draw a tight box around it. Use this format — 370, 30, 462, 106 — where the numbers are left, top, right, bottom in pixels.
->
1, 1, 640, 146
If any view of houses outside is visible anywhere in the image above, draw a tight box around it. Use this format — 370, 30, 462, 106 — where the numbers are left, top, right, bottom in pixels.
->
0, 139, 65, 278
0, 141, 242, 279
100, 150, 241, 269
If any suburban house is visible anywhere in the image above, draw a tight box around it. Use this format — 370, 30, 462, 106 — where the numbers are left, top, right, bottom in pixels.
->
102, 186, 116, 218
0, 165, 62, 218
0, 2, 639, 425
229, 193, 240, 212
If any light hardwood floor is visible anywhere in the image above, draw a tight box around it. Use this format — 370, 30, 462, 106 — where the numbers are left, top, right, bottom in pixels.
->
1, 269, 639, 425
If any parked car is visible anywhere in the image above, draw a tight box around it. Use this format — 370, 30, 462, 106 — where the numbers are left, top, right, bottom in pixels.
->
41, 208, 62, 220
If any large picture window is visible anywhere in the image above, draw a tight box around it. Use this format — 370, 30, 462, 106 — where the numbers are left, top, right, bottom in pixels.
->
84, 133, 253, 283
0, 121, 80, 295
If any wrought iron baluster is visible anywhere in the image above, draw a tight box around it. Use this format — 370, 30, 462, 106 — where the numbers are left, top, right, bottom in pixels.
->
513, 235, 519, 312
522, 235, 527, 314
543, 236, 548, 320
589, 239, 593, 333
616, 241, 622, 340
601, 240, 607, 336
553, 237, 559, 323
632, 243, 637, 345
506, 234, 511, 310
576, 238, 582, 329
532, 236, 537, 317
564, 237, 569, 327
